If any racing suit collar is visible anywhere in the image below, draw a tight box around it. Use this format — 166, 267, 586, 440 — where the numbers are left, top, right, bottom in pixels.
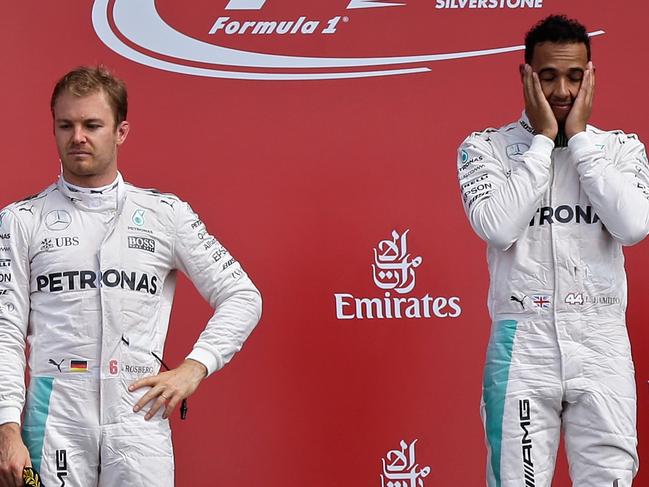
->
520, 111, 568, 148
57, 172, 126, 213
518, 111, 536, 140
62, 174, 119, 194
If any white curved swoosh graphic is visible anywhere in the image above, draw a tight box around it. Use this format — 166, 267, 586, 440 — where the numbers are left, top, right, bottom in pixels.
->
93, 0, 604, 81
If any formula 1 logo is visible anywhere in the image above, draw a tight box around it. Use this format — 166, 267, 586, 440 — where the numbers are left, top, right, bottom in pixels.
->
225, 0, 404, 9
91, 0, 605, 81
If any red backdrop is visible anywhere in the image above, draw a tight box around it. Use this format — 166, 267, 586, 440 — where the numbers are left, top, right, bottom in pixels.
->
2, 1, 647, 485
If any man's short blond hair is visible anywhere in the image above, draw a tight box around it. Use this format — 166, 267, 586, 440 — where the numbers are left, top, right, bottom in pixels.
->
51, 66, 128, 126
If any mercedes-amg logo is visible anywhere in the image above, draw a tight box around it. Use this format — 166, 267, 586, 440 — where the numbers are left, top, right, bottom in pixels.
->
506, 143, 529, 160
45, 210, 72, 231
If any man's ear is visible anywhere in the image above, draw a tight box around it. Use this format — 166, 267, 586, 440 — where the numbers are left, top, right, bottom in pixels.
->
116, 121, 130, 146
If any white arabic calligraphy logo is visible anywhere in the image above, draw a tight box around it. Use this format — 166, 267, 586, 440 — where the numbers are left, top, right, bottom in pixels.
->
372, 230, 422, 294
381, 439, 431, 487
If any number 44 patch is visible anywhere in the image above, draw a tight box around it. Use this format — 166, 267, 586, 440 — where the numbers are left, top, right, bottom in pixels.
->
565, 292, 584, 305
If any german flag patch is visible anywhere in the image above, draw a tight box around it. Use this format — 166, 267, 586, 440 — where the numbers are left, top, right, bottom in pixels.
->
70, 360, 88, 372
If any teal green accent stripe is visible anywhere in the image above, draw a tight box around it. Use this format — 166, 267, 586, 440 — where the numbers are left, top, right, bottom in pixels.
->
22, 377, 54, 473
483, 319, 518, 487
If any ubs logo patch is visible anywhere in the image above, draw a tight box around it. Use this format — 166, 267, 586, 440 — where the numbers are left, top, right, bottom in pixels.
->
40, 237, 79, 251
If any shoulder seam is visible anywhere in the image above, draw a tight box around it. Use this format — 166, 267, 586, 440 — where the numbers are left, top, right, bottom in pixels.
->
124, 183, 181, 200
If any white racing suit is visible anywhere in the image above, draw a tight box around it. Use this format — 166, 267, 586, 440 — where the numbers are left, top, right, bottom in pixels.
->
0, 174, 262, 486
458, 114, 649, 487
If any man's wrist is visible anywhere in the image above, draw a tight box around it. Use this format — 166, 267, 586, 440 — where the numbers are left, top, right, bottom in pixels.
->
566, 125, 586, 139
566, 131, 592, 155
0, 407, 22, 427
540, 129, 558, 139
0, 422, 21, 433
186, 348, 219, 377
183, 359, 208, 380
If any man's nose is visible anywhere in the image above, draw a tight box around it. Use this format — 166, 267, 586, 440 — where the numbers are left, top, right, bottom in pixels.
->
555, 78, 570, 98
72, 126, 87, 144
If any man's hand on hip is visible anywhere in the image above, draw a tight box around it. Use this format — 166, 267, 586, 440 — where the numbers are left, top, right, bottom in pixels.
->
522, 63, 558, 140
130, 359, 207, 420
0, 423, 31, 487
565, 61, 595, 139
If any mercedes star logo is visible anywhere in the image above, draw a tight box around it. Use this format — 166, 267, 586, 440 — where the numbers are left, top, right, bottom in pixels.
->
45, 210, 72, 231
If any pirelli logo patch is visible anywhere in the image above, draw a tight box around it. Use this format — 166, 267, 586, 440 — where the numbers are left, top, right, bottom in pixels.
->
128, 236, 155, 253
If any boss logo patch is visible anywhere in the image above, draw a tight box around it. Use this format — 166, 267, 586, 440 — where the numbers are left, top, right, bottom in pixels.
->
128, 236, 155, 253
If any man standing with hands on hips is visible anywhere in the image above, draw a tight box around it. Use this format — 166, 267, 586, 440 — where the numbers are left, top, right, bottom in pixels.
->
0, 66, 262, 486
458, 15, 649, 486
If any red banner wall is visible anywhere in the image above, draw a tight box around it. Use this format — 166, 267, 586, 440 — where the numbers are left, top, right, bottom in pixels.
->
2, 1, 647, 485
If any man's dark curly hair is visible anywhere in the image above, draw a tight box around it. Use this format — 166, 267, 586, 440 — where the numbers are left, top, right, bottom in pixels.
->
525, 15, 591, 64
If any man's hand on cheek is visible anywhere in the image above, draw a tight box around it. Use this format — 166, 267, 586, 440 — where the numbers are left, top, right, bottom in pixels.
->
565, 61, 595, 139
522, 64, 558, 140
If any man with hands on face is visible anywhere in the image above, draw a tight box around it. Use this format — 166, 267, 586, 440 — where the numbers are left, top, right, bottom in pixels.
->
0, 66, 262, 487
458, 15, 649, 487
